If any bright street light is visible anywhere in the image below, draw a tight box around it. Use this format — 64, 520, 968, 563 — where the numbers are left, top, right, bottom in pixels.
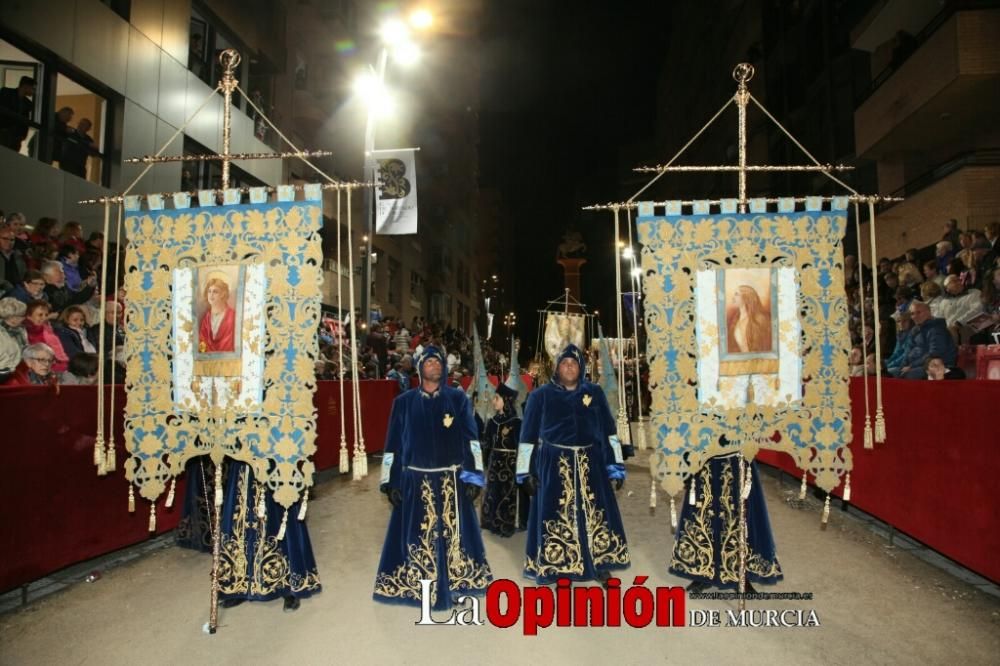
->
380, 19, 409, 44
392, 40, 421, 66
353, 71, 394, 115
410, 9, 433, 30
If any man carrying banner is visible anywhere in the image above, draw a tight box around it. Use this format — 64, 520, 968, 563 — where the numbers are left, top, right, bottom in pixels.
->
517, 344, 630, 584
373, 346, 492, 610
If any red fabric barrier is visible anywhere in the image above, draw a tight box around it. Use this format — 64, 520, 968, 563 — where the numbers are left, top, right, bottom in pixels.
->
0, 380, 397, 593
756, 377, 1000, 584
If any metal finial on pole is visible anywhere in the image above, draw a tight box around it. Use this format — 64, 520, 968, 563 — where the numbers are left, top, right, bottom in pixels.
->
219, 49, 241, 191
733, 63, 753, 213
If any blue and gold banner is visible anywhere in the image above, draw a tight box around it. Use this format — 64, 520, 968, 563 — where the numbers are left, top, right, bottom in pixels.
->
123, 194, 323, 509
636, 198, 852, 496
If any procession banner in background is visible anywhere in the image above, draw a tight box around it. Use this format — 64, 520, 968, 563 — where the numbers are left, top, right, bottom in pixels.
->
374, 148, 419, 235
123, 191, 323, 510
636, 197, 852, 497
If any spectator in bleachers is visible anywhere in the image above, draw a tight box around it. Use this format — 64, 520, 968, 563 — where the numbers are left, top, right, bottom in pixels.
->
4, 342, 59, 387
898, 300, 957, 379
0, 222, 27, 294
969, 267, 1000, 345
57, 222, 87, 255
28, 217, 59, 248
939, 274, 983, 339
922, 259, 945, 287
8, 269, 47, 305
925, 355, 964, 381
935, 240, 955, 275
885, 312, 913, 378
61, 352, 98, 385
986, 222, 999, 252
897, 262, 922, 291
955, 232, 976, 268
919, 280, 945, 318
91, 300, 125, 383
0, 297, 27, 381
23, 300, 68, 373
41, 260, 95, 315
968, 237, 995, 289
942, 219, 961, 250
56, 305, 98, 361
58, 244, 84, 291
4, 212, 30, 252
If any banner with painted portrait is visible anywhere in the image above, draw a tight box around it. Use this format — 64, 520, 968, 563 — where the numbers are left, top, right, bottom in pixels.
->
123, 187, 323, 510
636, 197, 852, 497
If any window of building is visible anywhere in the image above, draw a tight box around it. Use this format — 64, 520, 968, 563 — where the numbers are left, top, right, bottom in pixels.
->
98, 0, 131, 20
387, 256, 402, 306
410, 270, 425, 303
0, 38, 115, 186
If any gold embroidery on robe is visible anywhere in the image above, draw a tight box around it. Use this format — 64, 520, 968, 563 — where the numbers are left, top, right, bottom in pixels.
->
670, 465, 716, 579
580, 453, 629, 567
441, 475, 492, 590
218, 466, 321, 596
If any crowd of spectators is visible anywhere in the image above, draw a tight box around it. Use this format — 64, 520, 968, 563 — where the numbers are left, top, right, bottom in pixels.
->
845, 219, 1000, 380
0, 211, 124, 386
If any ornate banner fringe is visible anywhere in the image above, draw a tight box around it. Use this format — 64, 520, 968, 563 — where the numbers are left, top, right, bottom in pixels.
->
843, 472, 852, 502
128, 483, 135, 513
820, 494, 830, 530
165, 478, 176, 508
148, 502, 156, 532
277, 509, 289, 540
298, 491, 308, 520
799, 471, 808, 501
670, 496, 677, 529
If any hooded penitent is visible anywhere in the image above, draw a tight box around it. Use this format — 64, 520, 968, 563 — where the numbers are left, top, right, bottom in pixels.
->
516, 343, 630, 583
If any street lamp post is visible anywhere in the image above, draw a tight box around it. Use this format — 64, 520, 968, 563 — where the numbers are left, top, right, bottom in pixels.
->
360, 47, 389, 336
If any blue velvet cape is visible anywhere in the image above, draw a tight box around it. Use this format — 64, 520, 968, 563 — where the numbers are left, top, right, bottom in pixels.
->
669, 453, 783, 588
374, 348, 492, 610
518, 345, 630, 583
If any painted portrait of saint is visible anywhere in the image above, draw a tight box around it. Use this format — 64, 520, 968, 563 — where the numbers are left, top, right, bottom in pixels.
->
718, 268, 778, 361
192, 265, 244, 365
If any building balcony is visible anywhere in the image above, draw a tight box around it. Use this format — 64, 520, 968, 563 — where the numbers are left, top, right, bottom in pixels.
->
853, 7, 1000, 159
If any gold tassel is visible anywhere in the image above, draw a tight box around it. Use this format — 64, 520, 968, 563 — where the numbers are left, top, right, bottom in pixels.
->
863, 419, 874, 449
874, 407, 886, 444
95, 436, 107, 476
669, 496, 677, 529
820, 494, 830, 530
741, 473, 752, 501
637, 421, 648, 451
276, 509, 288, 540
843, 473, 852, 503
104, 437, 116, 472
257, 493, 267, 520
165, 478, 175, 508
688, 480, 696, 506
298, 491, 309, 520
148, 502, 157, 532
649, 479, 657, 509
617, 414, 631, 445
339, 445, 349, 474
798, 471, 807, 500
352, 451, 362, 481
128, 483, 135, 513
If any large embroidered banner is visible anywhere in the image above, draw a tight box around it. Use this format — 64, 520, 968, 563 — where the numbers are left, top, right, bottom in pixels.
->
636, 198, 852, 497
123, 187, 323, 510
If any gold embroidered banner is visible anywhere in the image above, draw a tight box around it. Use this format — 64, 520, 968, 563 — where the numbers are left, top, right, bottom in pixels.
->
636, 199, 853, 496
123, 198, 322, 509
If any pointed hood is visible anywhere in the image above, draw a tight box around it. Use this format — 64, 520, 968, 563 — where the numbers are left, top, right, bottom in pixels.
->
552, 343, 586, 388
499, 337, 529, 417
596, 325, 620, 412
471, 326, 495, 422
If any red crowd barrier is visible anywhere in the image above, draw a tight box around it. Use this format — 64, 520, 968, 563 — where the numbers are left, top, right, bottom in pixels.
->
756, 377, 1000, 584
0, 380, 398, 593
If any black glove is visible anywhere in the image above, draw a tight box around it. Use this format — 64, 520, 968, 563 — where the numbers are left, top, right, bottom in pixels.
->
613, 477, 624, 491
464, 482, 481, 502
523, 475, 539, 496
381, 483, 402, 507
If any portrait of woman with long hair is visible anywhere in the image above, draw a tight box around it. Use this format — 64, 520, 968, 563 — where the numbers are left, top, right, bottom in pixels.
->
726, 284, 772, 354
198, 275, 236, 353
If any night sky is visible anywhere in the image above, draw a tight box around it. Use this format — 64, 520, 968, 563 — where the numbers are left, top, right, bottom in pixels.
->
478, 1, 671, 357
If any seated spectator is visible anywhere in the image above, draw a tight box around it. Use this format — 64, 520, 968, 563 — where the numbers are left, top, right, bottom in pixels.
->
0, 222, 28, 294
969, 267, 1000, 345
28, 217, 59, 248
57, 221, 87, 255
968, 237, 995, 289
924, 355, 965, 381
8, 269, 47, 304
23, 300, 69, 373
4, 212, 31, 252
935, 240, 954, 275
898, 300, 957, 379
896, 262, 922, 290
90, 300, 125, 383
922, 260, 945, 287
919, 280, 945, 318
56, 305, 98, 360
58, 244, 84, 291
893, 286, 913, 318
848, 345, 865, 377
61, 352, 98, 385
4, 342, 59, 386
0, 297, 27, 381
885, 313, 913, 378
41, 259, 95, 315
939, 274, 983, 338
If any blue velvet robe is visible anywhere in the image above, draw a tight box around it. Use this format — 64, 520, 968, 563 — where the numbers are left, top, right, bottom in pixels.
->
176, 456, 213, 553
373, 384, 492, 610
217, 461, 322, 602
669, 453, 783, 588
518, 349, 630, 583
480, 412, 529, 537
